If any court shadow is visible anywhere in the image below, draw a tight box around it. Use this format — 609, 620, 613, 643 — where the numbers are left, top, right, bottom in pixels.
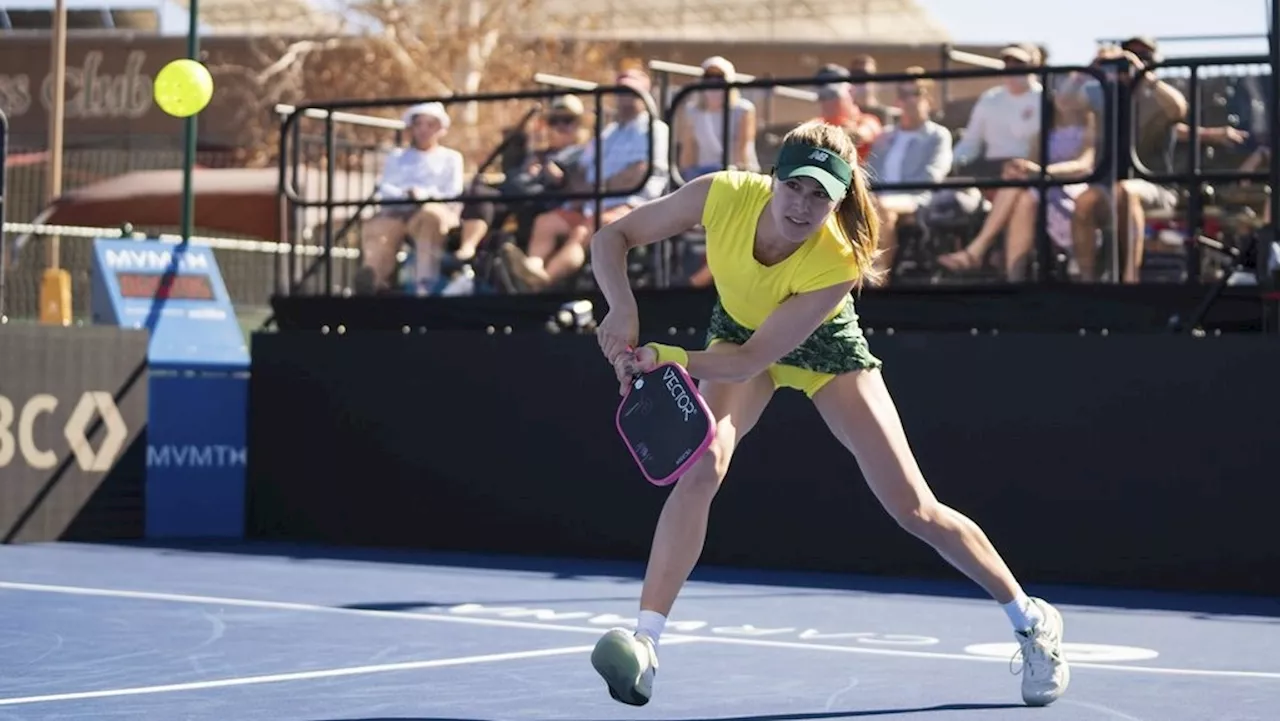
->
339, 589, 833, 612
80, 539, 1280, 619
320, 706, 1025, 721
673, 707, 1026, 719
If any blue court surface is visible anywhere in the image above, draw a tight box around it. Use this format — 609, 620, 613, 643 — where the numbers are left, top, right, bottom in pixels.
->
1, 542, 1277, 720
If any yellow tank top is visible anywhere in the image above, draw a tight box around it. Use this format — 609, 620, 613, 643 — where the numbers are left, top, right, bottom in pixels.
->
701, 170, 861, 330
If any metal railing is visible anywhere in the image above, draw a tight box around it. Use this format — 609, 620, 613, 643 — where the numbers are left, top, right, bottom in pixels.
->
277, 83, 665, 295
1126, 54, 1274, 283
272, 102, 403, 300
936, 45, 1021, 115
645, 58, 818, 131
267, 51, 1277, 301
0, 108, 8, 321
665, 63, 1115, 284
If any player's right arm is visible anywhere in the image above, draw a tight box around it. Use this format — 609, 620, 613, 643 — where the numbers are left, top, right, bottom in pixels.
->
590, 174, 715, 364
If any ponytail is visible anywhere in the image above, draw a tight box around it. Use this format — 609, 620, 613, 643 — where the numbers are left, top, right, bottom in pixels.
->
836, 162, 885, 289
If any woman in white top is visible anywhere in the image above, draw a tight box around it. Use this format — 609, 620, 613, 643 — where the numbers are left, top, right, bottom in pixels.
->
676, 56, 759, 179
937, 73, 1096, 281
357, 102, 465, 296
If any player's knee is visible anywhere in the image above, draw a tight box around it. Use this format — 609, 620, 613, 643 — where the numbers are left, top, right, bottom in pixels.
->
891, 501, 943, 539
674, 439, 732, 499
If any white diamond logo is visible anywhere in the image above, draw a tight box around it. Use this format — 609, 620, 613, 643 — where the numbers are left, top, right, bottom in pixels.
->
63, 392, 128, 472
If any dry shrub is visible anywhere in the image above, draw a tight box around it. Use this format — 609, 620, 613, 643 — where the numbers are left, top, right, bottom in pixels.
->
205, 0, 625, 170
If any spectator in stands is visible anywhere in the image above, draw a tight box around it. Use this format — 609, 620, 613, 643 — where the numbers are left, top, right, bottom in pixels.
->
813, 63, 882, 162
1172, 76, 1254, 174
454, 94, 590, 260
1220, 73, 1268, 159
676, 56, 759, 179
938, 71, 1098, 280
356, 102, 465, 295
847, 53, 894, 126
503, 69, 670, 291
1072, 39, 1186, 282
864, 68, 952, 280
951, 46, 1043, 178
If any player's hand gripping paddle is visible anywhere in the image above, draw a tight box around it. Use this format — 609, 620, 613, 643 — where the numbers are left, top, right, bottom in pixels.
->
615, 359, 715, 486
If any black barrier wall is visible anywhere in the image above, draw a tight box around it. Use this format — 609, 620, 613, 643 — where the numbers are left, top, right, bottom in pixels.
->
247, 331, 1280, 596
0, 325, 149, 542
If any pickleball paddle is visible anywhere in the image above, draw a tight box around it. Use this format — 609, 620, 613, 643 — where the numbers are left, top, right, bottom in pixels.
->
615, 362, 715, 486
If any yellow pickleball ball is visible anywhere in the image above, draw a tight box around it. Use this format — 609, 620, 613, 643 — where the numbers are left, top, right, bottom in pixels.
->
153, 59, 213, 118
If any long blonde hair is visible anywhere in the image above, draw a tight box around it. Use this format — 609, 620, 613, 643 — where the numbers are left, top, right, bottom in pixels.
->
779, 121, 884, 288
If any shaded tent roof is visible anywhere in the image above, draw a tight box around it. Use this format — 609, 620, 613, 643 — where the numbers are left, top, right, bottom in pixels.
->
35, 166, 374, 243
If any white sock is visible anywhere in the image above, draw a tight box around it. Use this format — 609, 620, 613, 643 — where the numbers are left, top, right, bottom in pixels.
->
635, 610, 667, 646
1002, 592, 1043, 633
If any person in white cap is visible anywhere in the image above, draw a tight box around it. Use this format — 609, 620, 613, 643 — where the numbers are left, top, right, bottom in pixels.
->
504, 69, 670, 291
950, 45, 1043, 177
676, 56, 759, 179
356, 101, 465, 296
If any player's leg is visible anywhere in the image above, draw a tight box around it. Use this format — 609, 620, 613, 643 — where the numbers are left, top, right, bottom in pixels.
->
592, 343, 776, 706
810, 368, 1068, 706
638, 359, 775, 617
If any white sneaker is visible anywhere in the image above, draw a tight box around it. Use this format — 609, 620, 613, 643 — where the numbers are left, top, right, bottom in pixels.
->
1011, 598, 1070, 706
590, 628, 658, 706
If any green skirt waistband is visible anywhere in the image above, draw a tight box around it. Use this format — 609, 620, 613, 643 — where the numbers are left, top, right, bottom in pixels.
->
706, 298, 882, 375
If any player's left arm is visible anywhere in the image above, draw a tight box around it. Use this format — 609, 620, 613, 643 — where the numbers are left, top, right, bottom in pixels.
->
655, 280, 856, 383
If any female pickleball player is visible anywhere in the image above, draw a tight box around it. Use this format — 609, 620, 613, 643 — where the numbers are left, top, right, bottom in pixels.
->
586, 120, 1069, 708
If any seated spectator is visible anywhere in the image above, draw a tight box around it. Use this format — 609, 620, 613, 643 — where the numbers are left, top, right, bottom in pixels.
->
813, 63, 882, 161
455, 94, 590, 260
356, 102, 464, 295
950, 45, 1043, 178
938, 71, 1097, 280
504, 69, 670, 291
864, 68, 952, 279
846, 53, 894, 126
677, 55, 759, 178
1072, 39, 1186, 283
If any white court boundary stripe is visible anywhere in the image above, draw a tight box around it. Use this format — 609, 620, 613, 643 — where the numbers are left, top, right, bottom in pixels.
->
0, 644, 595, 707
1, 580, 1277, 680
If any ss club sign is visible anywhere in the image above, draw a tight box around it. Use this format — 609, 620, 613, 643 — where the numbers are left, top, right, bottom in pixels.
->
0, 392, 128, 472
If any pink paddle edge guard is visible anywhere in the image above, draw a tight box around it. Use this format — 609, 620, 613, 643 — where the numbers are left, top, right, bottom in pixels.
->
615, 361, 716, 486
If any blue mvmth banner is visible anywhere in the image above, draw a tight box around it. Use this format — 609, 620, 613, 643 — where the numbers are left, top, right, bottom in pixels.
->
89, 237, 249, 539
146, 372, 248, 538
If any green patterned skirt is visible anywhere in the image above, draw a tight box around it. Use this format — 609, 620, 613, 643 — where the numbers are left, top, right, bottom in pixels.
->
705, 297, 882, 374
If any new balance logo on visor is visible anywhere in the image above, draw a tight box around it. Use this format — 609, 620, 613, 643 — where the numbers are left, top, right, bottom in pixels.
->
808, 150, 830, 161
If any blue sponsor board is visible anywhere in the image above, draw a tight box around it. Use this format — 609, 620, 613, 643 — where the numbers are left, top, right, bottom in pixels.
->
91, 238, 249, 538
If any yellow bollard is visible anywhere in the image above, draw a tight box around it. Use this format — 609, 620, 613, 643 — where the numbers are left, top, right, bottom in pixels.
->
39, 267, 72, 325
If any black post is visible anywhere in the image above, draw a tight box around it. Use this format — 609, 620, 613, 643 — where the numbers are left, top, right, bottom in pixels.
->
1185, 69, 1203, 284
1034, 65, 1055, 283
1270, 0, 1280, 237
0, 109, 7, 322
179, 0, 199, 245
1267, 0, 1280, 331
323, 114, 335, 295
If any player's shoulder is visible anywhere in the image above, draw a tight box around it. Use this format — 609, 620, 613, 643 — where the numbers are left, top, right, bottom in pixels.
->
810, 215, 857, 261
976, 85, 1010, 103
701, 170, 770, 224
706, 169, 771, 197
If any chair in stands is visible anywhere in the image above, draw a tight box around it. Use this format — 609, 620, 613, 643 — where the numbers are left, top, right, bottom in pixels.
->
888, 174, 1009, 286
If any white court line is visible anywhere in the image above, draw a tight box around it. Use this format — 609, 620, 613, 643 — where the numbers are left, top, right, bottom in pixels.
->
699, 635, 1280, 679
2, 580, 1277, 681
0, 644, 595, 707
